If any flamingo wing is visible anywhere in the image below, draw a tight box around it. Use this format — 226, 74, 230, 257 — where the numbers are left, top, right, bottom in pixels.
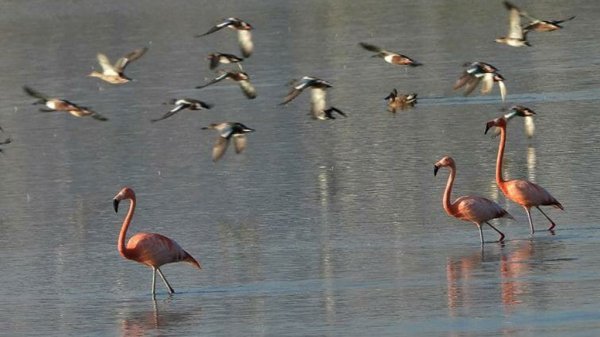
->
504, 180, 563, 209
126, 232, 199, 268
454, 196, 512, 223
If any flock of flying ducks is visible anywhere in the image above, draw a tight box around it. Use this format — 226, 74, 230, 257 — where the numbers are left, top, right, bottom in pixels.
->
9, 2, 577, 295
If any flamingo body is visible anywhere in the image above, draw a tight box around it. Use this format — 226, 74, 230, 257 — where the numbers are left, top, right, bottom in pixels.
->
113, 187, 201, 296
485, 117, 563, 233
123, 232, 200, 269
434, 156, 511, 244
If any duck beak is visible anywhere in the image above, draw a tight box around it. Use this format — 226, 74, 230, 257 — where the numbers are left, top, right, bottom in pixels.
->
433, 165, 440, 176
113, 199, 120, 213
243, 127, 255, 133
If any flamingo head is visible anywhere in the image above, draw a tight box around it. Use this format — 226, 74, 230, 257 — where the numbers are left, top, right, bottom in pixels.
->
434, 156, 456, 176
485, 117, 507, 134
113, 187, 136, 213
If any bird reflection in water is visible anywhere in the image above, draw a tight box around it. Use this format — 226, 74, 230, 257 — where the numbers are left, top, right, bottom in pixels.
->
445, 250, 484, 316
120, 298, 202, 337
500, 240, 534, 313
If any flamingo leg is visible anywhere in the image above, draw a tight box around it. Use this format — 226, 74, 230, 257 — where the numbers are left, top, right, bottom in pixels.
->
151, 267, 157, 296
485, 221, 505, 242
524, 207, 535, 234
156, 267, 175, 294
536, 206, 557, 231
476, 223, 484, 245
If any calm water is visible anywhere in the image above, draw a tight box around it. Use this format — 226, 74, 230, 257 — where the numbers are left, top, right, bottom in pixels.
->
2, 1, 600, 336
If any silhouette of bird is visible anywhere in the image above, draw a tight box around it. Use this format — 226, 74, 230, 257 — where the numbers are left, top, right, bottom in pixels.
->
385, 89, 417, 112
207, 52, 244, 70
485, 116, 563, 234
196, 18, 254, 58
151, 99, 213, 123
88, 47, 148, 84
453, 62, 507, 102
496, 1, 531, 47
23, 86, 108, 121
202, 122, 255, 162
196, 71, 256, 99
113, 187, 201, 296
358, 42, 422, 66
434, 156, 512, 244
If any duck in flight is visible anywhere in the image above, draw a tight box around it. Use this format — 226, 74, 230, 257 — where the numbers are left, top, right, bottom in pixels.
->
207, 53, 244, 71
23, 86, 108, 121
196, 71, 256, 99
88, 47, 148, 84
151, 99, 213, 123
496, 1, 531, 47
281, 76, 344, 120
453, 62, 507, 102
196, 18, 254, 58
358, 42, 422, 66
504, 1, 575, 33
202, 122, 255, 162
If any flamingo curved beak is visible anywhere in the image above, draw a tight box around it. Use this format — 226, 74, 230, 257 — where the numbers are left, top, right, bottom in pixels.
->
484, 122, 494, 135
433, 165, 440, 176
113, 199, 120, 213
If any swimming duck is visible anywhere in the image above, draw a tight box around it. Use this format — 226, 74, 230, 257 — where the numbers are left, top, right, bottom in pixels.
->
196, 71, 256, 99
385, 89, 417, 112
201, 122, 254, 162
196, 18, 253, 58
358, 42, 422, 66
453, 62, 507, 102
496, 1, 531, 47
207, 53, 244, 70
151, 99, 213, 123
280, 76, 338, 119
88, 47, 148, 84
23, 86, 108, 121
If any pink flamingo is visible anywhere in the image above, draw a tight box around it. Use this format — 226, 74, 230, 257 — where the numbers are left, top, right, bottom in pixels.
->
485, 117, 563, 233
434, 156, 512, 244
113, 187, 201, 296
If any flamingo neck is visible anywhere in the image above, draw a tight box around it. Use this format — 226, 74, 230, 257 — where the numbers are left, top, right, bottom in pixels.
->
442, 165, 456, 216
118, 197, 136, 259
496, 126, 507, 191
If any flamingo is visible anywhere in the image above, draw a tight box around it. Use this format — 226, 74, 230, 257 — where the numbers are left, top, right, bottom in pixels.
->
113, 187, 201, 296
485, 117, 563, 233
434, 156, 512, 244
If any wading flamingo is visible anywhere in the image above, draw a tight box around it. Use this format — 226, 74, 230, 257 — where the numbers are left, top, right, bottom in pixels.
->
113, 187, 201, 296
485, 117, 563, 233
434, 156, 512, 244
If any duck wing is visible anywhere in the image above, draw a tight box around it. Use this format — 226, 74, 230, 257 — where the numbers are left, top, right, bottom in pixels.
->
238, 30, 253, 58
23, 86, 50, 100
359, 42, 386, 53
212, 136, 230, 162
233, 134, 247, 154
96, 53, 119, 76
196, 19, 233, 37
239, 79, 257, 99
195, 72, 230, 89
115, 47, 148, 72
506, 3, 524, 39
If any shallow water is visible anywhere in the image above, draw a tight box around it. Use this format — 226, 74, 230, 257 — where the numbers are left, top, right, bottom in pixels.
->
1, 1, 600, 336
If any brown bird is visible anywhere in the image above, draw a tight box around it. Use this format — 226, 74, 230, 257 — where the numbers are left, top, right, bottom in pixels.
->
207, 52, 244, 71
385, 89, 417, 112
23, 86, 108, 121
504, 1, 575, 32
202, 122, 255, 162
359, 42, 422, 66
89, 47, 148, 84
453, 62, 507, 102
196, 71, 256, 99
